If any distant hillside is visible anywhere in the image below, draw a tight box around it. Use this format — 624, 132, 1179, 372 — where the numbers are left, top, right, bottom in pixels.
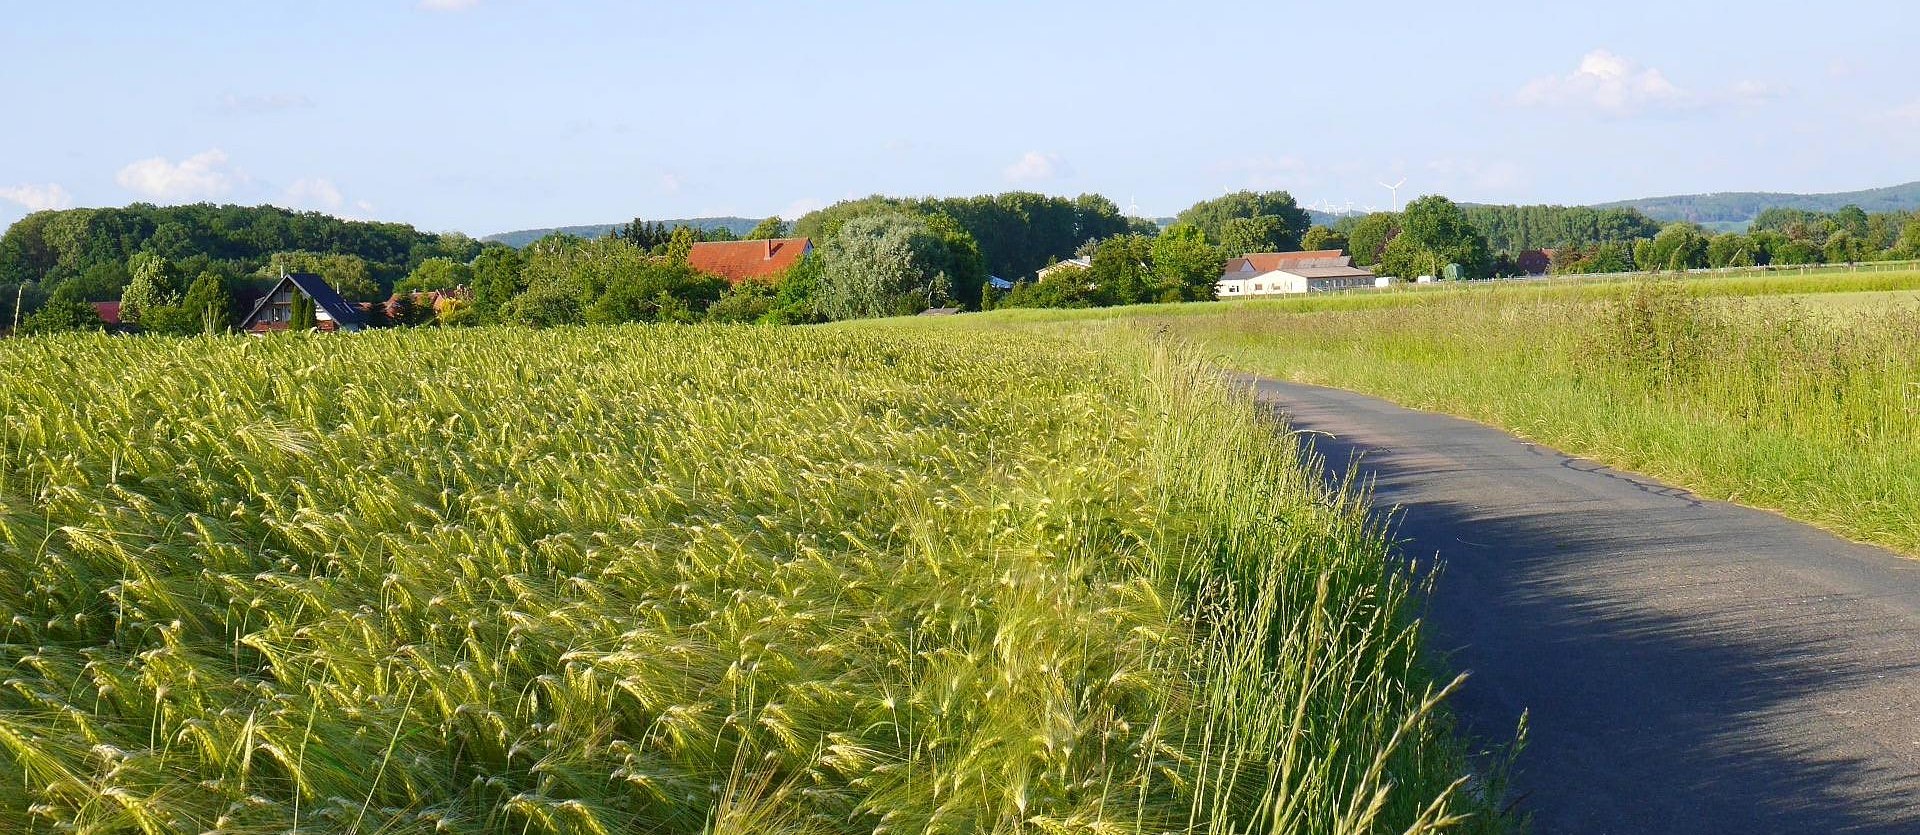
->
1595, 182, 1920, 225
483, 217, 762, 248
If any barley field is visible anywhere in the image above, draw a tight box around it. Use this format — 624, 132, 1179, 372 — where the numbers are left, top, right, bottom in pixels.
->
0, 326, 1498, 834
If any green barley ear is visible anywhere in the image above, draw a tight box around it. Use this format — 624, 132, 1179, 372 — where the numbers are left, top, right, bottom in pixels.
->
0, 321, 1503, 833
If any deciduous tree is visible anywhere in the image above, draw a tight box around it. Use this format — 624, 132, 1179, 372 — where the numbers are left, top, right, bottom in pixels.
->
120, 252, 180, 325
1300, 226, 1349, 253
1346, 213, 1400, 267
1149, 224, 1225, 300
395, 257, 474, 295
815, 213, 953, 320
1377, 196, 1491, 279
1175, 191, 1310, 254
746, 217, 789, 240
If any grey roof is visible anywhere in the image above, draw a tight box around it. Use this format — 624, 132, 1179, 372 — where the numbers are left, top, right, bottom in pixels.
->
288, 273, 363, 325
241, 272, 364, 328
1288, 266, 1376, 279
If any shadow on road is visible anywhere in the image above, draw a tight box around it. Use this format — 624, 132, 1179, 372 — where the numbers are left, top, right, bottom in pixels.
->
1269, 393, 1920, 834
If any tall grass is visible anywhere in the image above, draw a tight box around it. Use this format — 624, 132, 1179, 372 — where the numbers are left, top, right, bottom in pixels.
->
0, 326, 1500, 833
967, 269, 1920, 325
1098, 280, 1920, 555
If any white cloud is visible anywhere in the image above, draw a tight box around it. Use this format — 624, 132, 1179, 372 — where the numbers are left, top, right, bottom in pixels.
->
283, 178, 345, 211
1728, 79, 1789, 105
1515, 49, 1690, 116
418, 0, 479, 10
116, 149, 238, 201
659, 173, 683, 194
0, 183, 74, 212
218, 92, 313, 114
1003, 151, 1069, 183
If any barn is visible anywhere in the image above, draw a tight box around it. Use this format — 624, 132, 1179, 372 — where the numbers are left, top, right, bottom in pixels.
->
1214, 250, 1377, 297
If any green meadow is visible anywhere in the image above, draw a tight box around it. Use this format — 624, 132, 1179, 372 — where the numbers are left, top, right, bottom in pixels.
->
947, 271, 1920, 556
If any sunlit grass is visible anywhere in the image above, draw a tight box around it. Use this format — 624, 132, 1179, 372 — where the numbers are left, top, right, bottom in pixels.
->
0, 325, 1501, 833
948, 278, 1920, 556
958, 269, 1920, 325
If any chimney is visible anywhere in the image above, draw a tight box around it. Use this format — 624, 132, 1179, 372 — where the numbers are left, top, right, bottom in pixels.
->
765, 238, 774, 259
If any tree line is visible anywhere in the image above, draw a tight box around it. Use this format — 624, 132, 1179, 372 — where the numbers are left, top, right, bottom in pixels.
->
791, 192, 1148, 282
1, 189, 1494, 331
15, 189, 1914, 335
1457, 205, 1661, 254
0, 203, 479, 328
1545, 205, 1920, 274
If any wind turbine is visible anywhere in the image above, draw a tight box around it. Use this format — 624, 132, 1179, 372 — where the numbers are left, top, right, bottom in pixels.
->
1343, 199, 1354, 217
1377, 178, 1406, 210
1125, 195, 1141, 216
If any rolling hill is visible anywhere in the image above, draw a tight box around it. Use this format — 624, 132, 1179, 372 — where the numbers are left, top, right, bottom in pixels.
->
1594, 181, 1920, 225
482, 216, 762, 248
479, 183, 1919, 249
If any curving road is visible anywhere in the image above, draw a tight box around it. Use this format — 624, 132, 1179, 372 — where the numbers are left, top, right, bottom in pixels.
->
1242, 376, 1920, 834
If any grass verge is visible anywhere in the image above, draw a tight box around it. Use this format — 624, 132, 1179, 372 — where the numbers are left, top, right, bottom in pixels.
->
952, 275, 1920, 557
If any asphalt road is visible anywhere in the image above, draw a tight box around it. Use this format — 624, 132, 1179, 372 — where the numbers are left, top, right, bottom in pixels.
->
1241, 376, 1920, 834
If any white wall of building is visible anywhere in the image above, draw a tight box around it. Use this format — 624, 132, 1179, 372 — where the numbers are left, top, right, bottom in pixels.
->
1216, 270, 1372, 297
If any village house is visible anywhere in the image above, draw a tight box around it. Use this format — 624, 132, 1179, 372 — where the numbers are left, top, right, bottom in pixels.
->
1214, 250, 1377, 297
381, 285, 471, 323
1035, 256, 1092, 281
686, 238, 812, 284
1516, 249, 1555, 275
239, 272, 365, 333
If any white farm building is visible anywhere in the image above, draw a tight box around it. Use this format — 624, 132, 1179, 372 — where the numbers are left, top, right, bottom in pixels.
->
1215, 250, 1376, 297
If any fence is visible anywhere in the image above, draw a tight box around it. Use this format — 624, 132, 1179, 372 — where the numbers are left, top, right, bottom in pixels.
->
1355, 259, 1920, 293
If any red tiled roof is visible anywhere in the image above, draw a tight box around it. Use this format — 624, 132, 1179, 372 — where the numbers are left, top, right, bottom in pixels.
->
686, 238, 812, 284
92, 301, 121, 324
1517, 249, 1554, 274
1231, 250, 1350, 273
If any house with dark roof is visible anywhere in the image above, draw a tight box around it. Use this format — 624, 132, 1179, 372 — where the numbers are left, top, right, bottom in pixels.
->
686, 238, 812, 284
1215, 250, 1376, 297
240, 272, 365, 333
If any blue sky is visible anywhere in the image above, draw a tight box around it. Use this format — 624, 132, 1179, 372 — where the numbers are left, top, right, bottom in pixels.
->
1, 0, 1914, 235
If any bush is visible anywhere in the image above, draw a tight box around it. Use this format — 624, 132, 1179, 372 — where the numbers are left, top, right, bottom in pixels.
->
705, 283, 775, 323
505, 285, 583, 328
18, 299, 104, 334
